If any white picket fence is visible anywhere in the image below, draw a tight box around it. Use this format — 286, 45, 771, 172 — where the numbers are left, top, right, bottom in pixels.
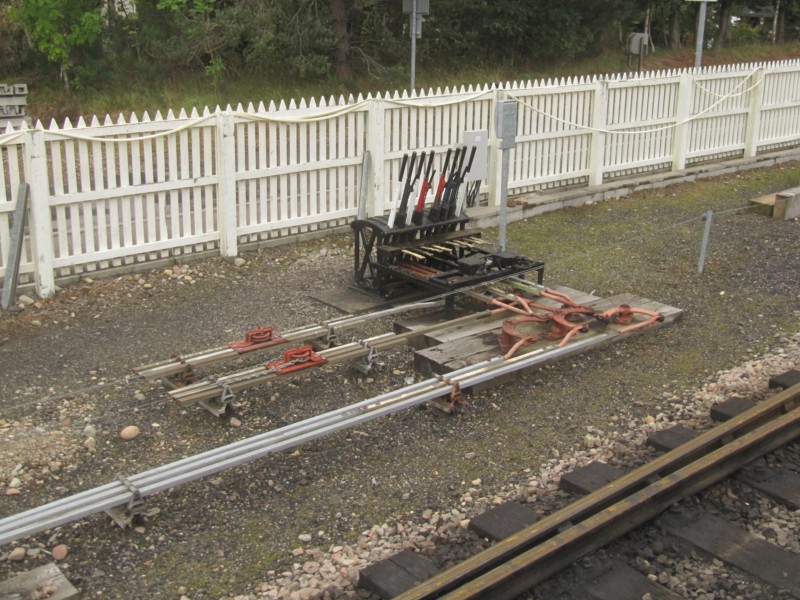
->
2, 60, 800, 298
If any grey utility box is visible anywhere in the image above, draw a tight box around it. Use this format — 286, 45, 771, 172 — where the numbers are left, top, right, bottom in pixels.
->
402, 0, 429, 14
627, 33, 649, 56
495, 100, 518, 150
462, 130, 488, 182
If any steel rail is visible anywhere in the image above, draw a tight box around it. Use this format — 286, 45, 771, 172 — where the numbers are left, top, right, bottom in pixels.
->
168, 309, 503, 405
135, 299, 446, 380
0, 332, 626, 547
136, 263, 548, 382
395, 382, 800, 600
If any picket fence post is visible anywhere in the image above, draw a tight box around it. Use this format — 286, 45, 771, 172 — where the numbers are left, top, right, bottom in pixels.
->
486, 87, 503, 208
26, 128, 55, 299
365, 97, 386, 217
672, 73, 693, 171
216, 111, 238, 258
744, 67, 764, 158
588, 80, 608, 187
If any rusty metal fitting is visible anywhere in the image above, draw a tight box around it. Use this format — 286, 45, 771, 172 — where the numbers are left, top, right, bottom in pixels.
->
598, 305, 665, 333
264, 345, 327, 375
228, 326, 287, 354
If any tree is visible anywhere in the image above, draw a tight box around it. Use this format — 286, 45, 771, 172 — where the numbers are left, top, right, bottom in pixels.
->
10, 0, 103, 88
715, 0, 736, 47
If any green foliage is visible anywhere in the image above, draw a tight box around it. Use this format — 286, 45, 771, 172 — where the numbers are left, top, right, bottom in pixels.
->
10, 0, 103, 84
7, 0, 800, 100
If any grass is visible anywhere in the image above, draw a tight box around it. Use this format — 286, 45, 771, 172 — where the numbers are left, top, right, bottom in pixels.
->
21, 42, 800, 125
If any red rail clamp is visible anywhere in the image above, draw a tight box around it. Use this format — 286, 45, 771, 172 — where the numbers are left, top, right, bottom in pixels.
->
228, 326, 287, 354
264, 345, 327, 375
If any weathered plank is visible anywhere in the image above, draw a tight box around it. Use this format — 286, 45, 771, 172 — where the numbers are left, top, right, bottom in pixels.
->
581, 560, 684, 600
739, 462, 800, 510
0, 563, 78, 600
710, 396, 757, 422
358, 549, 439, 599
661, 509, 800, 596
647, 425, 698, 452
413, 288, 682, 377
560, 462, 625, 496
469, 501, 539, 541
769, 369, 800, 390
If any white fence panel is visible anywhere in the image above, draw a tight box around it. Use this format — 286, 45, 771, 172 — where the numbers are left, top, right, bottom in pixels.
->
42, 111, 220, 279
510, 79, 594, 192
0, 129, 32, 284
685, 68, 754, 164
232, 96, 365, 242
759, 66, 800, 152
3, 60, 800, 297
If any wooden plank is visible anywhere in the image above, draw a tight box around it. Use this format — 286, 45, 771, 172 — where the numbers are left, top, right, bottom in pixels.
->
469, 501, 539, 541
581, 561, 683, 600
1, 183, 29, 311
661, 509, 800, 596
647, 425, 698, 452
560, 462, 625, 496
769, 369, 800, 390
413, 289, 682, 377
710, 396, 757, 422
0, 563, 78, 599
738, 462, 800, 510
358, 549, 439, 599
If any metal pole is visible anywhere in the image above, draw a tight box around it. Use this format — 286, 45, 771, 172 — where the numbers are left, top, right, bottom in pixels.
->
698, 209, 713, 274
410, 0, 417, 91
694, 1, 708, 69
499, 149, 509, 252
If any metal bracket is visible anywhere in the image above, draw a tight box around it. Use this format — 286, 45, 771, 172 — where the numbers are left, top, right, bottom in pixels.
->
429, 374, 467, 414
106, 474, 147, 529
164, 354, 198, 389
315, 325, 341, 350
198, 384, 239, 417
352, 343, 383, 375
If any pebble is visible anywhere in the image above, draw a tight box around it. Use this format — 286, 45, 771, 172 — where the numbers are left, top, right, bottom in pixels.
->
18, 295, 35, 306
230, 417, 242, 427
7, 547, 26, 561
51, 544, 69, 560
234, 257, 246, 267
120, 425, 140, 440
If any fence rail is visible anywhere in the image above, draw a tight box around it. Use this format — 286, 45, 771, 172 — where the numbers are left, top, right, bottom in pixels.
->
2, 60, 800, 299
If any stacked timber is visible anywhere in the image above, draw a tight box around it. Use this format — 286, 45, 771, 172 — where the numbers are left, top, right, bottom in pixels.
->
0, 83, 30, 129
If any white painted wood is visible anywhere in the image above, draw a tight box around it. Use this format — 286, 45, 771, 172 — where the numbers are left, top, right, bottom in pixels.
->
3, 61, 800, 288
588, 80, 608, 186
216, 112, 238, 257
26, 130, 55, 297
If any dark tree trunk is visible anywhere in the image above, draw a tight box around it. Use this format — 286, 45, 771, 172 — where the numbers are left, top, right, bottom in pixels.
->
669, 6, 682, 48
775, 0, 786, 44
715, 0, 735, 48
331, 0, 352, 79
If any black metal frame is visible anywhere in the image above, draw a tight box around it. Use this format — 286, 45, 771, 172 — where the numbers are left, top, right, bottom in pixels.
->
351, 213, 545, 310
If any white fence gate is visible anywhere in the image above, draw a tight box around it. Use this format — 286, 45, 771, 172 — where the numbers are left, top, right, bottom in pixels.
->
2, 60, 800, 299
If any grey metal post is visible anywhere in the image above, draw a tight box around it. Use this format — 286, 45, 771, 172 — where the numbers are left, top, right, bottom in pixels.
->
495, 99, 518, 252
1, 183, 30, 310
698, 209, 713, 274
499, 150, 509, 251
695, 1, 708, 69
410, 0, 417, 91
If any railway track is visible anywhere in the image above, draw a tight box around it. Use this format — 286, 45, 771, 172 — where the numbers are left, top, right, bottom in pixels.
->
359, 376, 800, 600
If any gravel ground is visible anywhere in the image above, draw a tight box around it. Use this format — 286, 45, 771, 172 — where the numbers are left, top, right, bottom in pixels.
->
0, 162, 798, 599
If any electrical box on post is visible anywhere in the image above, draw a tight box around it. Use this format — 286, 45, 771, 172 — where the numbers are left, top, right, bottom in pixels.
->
402, 0, 429, 14
495, 100, 517, 150
627, 33, 649, 56
462, 130, 488, 182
